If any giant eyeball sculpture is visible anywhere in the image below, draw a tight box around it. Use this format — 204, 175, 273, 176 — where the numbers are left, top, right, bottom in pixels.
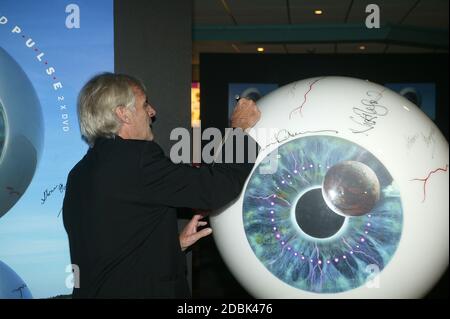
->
0, 47, 44, 218
211, 76, 449, 298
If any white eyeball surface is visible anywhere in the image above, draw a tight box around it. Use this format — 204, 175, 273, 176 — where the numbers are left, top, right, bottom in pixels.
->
0, 260, 33, 299
211, 76, 448, 298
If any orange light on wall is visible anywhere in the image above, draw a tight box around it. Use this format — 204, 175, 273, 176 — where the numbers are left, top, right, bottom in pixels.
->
191, 82, 200, 128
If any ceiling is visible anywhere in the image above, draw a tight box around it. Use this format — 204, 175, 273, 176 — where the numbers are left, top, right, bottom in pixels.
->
192, 0, 449, 74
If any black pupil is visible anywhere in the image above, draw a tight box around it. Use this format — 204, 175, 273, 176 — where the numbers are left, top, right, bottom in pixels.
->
295, 188, 345, 239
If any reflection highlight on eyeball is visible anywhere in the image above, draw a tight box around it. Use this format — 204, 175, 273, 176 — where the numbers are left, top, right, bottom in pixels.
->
322, 161, 381, 217
211, 76, 449, 298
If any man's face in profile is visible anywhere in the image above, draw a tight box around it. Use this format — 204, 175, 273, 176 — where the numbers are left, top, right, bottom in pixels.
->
130, 86, 156, 141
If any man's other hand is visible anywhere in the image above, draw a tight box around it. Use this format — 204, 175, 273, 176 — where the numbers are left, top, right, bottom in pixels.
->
179, 214, 212, 251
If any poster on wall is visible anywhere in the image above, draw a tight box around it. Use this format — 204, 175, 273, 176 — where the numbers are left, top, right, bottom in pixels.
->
0, 0, 114, 298
228, 83, 278, 123
385, 83, 436, 120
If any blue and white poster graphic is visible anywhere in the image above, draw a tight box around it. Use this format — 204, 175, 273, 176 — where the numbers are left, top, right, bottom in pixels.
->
0, 0, 114, 298
385, 83, 436, 120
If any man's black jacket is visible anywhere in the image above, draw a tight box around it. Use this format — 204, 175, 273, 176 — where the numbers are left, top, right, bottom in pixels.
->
63, 133, 256, 298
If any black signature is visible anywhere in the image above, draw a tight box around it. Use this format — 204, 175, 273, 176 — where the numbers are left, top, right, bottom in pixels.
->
6, 186, 21, 196
11, 284, 27, 299
41, 183, 65, 205
262, 128, 339, 151
349, 90, 388, 135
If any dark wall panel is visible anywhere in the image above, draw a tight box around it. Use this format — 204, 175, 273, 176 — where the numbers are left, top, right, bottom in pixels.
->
114, 0, 193, 293
115, 0, 192, 154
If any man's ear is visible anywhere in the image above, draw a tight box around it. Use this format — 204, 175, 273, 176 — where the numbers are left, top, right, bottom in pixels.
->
115, 105, 131, 124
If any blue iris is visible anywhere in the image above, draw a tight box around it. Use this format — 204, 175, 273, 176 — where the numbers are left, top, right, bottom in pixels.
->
243, 135, 403, 293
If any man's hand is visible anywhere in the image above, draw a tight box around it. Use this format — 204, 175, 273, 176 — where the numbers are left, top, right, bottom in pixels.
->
231, 98, 261, 131
179, 214, 212, 251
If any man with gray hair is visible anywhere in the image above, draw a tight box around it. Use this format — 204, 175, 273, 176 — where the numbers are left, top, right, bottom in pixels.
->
63, 73, 260, 298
